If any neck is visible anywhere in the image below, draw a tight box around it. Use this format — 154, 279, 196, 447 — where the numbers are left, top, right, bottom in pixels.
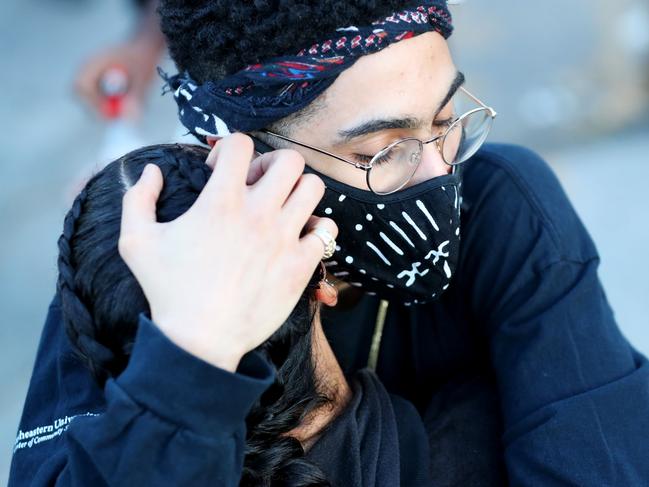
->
283, 305, 352, 452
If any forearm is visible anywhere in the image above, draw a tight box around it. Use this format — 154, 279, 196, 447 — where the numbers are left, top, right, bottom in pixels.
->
10, 314, 275, 486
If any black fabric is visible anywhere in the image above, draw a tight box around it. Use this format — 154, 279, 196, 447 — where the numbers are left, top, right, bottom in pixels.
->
422, 375, 507, 486
320, 143, 649, 485
306, 369, 414, 487
303, 163, 462, 304
9, 312, 277, 486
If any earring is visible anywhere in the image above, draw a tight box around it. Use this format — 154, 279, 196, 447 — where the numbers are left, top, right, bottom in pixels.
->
307, 261, 328, 290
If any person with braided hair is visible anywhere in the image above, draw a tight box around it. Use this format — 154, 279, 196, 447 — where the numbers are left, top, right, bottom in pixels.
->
10, 1, 649, 485
10, 138, 441, 486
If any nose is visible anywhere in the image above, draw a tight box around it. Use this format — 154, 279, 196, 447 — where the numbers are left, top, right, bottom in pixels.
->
405, 141, 451, 187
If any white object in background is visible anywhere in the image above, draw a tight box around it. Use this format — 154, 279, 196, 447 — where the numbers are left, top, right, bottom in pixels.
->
97, 118, 144, 165
66, 66, 145, 202
96, 66, 144, 166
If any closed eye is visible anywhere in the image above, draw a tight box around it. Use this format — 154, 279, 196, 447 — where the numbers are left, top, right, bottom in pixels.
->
353, 115, 456, 162
354, 150, 392, 165
433, 116, 455, 127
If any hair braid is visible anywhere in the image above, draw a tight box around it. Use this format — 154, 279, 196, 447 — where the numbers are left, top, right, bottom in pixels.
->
57, 184, 117, 385
61, 144, 335, 485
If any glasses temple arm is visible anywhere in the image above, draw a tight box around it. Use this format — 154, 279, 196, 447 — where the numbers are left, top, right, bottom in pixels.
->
459, 87, 497, 116
259, 129, 372, 170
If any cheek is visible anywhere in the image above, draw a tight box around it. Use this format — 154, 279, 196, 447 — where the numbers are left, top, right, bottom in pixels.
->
288, 125, 373, 190
306, 155, 369, 190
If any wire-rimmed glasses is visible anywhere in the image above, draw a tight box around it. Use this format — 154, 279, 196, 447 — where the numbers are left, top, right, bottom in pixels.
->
257, 86, 497, 195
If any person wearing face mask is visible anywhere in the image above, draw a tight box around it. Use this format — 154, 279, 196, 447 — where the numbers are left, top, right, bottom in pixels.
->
10, 1, 649, 486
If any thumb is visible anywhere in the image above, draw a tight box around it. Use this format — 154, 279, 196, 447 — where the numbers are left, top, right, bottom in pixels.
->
121, 163, 163, 235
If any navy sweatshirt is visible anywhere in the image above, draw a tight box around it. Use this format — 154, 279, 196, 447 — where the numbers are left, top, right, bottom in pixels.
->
9, 143, 649, 485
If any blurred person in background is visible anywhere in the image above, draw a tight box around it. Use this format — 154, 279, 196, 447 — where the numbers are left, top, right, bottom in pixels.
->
74, 0, 164, 120
10, 1, 649, 486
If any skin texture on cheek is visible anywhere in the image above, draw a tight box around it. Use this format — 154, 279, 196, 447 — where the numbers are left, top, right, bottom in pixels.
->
289, 31, 458, 190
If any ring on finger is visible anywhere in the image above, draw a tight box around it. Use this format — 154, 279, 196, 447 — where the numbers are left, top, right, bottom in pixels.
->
311, 227, 336, 259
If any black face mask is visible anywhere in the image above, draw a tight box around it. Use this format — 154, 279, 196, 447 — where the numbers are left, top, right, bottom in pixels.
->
251, 136, 463, 306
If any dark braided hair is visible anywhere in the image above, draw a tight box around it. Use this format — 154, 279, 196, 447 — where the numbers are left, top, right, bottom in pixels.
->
57, 143, 335, 486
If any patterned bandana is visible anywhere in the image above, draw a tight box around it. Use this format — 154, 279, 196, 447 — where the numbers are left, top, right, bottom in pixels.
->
159, 1, 453, 142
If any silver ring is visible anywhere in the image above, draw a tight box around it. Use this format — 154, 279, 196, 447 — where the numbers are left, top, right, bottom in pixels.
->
311, 227, 336, 259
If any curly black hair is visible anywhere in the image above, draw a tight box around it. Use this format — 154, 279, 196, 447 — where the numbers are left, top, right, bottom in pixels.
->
158, 1, 410, 137
158, 1, 409, 83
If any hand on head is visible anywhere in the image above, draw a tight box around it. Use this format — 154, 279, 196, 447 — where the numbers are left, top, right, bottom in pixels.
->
118, 133, 338, 371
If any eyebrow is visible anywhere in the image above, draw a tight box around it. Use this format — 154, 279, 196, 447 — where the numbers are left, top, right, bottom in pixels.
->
335, 70, 466, 144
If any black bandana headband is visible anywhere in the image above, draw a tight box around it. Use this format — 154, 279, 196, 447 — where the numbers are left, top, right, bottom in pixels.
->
159, 1, 453, 143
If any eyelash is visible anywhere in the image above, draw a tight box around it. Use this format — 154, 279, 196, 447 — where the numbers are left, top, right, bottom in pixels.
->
355, 151, 390, 164
433, 116, 455, 127
354, 115, 456, 162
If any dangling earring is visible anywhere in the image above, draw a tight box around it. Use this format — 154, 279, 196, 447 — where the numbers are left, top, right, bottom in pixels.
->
307, 261, 327, 290
313, 263, 338, 306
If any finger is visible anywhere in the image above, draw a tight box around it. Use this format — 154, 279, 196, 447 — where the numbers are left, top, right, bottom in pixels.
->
211, 132, 255, 183
200, 133, 255, 202
245, 151, 270, 185
298, 216, 339, 267
204, 137, 224, 169
249, 149, 306, 207
205, 137, 261, 177
121, 163, 164, 235
301, 215, 320, 237
281, 173, 326, 237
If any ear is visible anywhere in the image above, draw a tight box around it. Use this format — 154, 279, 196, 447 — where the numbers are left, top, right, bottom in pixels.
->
206, 136, 222, 148
314, 279, 338, 307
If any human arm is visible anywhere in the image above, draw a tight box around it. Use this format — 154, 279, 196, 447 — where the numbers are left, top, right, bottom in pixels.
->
9, 306, 275, 486
461, 144, 649, 485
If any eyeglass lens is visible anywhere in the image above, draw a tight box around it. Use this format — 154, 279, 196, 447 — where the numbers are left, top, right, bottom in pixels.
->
443, 108, 493, 165
367, 138, 422, 195
368, 107, 494, 194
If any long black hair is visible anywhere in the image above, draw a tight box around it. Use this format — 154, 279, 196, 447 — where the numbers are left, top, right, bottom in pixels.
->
56, 143, 334, 486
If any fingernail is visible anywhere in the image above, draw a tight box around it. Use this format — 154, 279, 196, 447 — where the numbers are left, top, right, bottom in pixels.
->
142, 164, 154, 179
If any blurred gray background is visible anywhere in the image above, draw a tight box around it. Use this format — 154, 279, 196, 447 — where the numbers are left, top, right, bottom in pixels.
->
1, 0, 648, 481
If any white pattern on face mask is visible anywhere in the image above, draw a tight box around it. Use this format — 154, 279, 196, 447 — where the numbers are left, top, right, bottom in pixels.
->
304, 165, 463, 304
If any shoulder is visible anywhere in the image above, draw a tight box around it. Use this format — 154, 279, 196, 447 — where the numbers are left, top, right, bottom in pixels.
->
460, 143, 599, 266
10, 293, 104, 480
13, 295, 104, 440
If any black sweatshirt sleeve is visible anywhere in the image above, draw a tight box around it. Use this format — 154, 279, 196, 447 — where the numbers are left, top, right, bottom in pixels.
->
460, 144, 649, 485
9, 307, 275, 486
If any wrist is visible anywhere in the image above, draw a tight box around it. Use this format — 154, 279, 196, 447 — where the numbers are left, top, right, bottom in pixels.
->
149, 313, 245, 372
